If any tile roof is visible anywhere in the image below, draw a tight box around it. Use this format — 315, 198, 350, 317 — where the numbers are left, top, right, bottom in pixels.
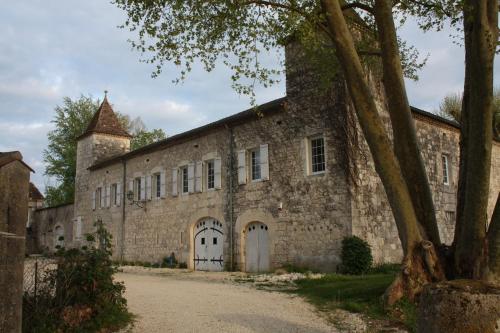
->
29, 182, 44, 200
0, 151, 34, 172
78, 96, 131, 140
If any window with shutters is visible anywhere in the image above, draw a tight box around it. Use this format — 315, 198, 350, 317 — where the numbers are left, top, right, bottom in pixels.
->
135, 177, 142, 201
310, 136, 326, 174
251, 149, 261, 181
181, 166, 189, 193
206, 160, 215, 190
442, 154, 450, 185
111, 183, 118, 205
153, 173, 161, 199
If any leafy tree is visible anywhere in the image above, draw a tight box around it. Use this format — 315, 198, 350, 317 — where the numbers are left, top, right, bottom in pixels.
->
44, 95, 166, 206
116, 0, 499, 305
439, 89, 500, 141
131, 128, 166, 150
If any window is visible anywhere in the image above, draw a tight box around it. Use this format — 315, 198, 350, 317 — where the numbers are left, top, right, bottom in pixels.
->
206, 160, 215, 190
154, 173, 161, 199
310, 136, 326, 173
213, 237, 217, 245
111, 184, 118, 205
251, 149, 261, 181
181, 166, 189, 193
135, 177, 142, 200
445, 211, 455, 224
442, 154, 449, 185
96, 187, 102, 208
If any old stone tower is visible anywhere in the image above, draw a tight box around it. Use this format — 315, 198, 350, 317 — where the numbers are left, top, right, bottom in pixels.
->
74, 96, 131, 242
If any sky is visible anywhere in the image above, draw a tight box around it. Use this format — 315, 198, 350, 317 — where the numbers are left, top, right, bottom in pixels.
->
0, 1, 498, 193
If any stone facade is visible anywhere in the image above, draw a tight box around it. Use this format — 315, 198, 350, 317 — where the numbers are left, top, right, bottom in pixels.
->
33, 46, 500, 273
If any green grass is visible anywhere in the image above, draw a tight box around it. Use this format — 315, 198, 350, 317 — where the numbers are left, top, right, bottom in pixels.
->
291, 273, 416, 332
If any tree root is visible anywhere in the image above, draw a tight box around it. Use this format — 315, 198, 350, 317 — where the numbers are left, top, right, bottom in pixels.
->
384, 240, 446, 306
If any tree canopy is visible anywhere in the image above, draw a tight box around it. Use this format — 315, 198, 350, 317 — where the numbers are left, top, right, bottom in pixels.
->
43, 95, 166, 206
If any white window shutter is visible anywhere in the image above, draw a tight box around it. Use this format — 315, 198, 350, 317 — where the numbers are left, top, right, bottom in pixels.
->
116, 183, 122, 206
237, 150, 247, 185
160, 171, 166, 198
92, 190, 96, 210
195, 161, 203, 192
172, 168, 178, 196
260, 144, 269, 180
140, 176, 146, 201
106, 185, 111, 208
214, 157, 222, 189
99, 188, 104, 208
146, 175, 152, 200
188, 163, 195, 193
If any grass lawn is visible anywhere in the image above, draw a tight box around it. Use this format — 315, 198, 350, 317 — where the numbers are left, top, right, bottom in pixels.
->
291, 272, 416, 332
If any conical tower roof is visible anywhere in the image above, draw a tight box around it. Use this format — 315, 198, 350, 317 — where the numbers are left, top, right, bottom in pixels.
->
78, 95, 131, 140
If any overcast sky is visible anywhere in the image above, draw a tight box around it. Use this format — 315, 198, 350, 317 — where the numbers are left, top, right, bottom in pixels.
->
0, 1, 498, 193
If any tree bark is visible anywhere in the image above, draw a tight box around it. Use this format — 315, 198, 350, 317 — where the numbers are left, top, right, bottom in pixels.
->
454, 0, 498, 279
485, 193, 500, 283
320, 0, 445, 303
373, 0, 441, 248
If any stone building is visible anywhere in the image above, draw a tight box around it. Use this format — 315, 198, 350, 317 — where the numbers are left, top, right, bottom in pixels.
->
0, 151, 33, 333
32, 47, 500, 273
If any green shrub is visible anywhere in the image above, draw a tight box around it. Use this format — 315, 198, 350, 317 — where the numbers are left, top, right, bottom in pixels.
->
151, 263, 160, 268
143, 262, 152, 268
23, 220, 133, 333
282, 263, 309, 274
340, 236, 373, 275
161, 253, 178, 268
178, 262, 188, 269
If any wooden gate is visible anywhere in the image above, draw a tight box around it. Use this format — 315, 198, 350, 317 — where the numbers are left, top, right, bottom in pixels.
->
194, 218, 224, 271
245, 222, 270, 272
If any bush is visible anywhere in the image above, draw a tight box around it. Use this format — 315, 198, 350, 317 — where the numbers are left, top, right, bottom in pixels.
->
161, 253, 177, 268
23, 220, 133, 333
340, 236, 373, 275
178, 262, 188, 269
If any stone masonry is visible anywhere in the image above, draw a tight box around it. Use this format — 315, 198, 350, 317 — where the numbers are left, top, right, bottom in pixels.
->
33, 44, 500, 273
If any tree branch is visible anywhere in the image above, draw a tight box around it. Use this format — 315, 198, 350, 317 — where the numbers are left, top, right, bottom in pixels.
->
341, 2, 375, 15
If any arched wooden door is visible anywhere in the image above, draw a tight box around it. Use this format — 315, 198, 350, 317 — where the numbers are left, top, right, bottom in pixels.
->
245, 222, 270, 272
194, 218, 224, 271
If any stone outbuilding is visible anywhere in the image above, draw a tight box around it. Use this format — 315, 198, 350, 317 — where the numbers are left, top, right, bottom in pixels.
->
0, 151, 33, 333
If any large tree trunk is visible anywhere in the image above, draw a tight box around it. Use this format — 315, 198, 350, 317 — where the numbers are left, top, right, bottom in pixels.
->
320, 0, 444, 303
454, 0, 498, 279
373, 0, 441, 249
485, 194, 500, 283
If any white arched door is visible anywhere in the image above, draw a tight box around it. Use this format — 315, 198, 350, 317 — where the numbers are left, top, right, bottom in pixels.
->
245, 222, 270, 272
194, 218, 224, 271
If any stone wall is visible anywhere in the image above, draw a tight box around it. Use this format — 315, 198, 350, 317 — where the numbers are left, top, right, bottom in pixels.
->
351, 109, 500, 263
31, 203, 74, 253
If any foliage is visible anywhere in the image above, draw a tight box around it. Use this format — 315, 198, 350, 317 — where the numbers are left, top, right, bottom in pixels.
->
293, 273, 415, 331
340, 236, 373, 275
43, 95, 166, 206
115, 0, 426, 101
43, 95, 98, 206
22, 221, 133, 333
438, 88, 500, 140
281, 263, 310, 274
131, 128, 166, 150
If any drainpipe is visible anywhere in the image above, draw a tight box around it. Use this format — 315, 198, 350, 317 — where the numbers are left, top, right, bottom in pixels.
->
120, 159, 127, 262
226, 125, 235, 271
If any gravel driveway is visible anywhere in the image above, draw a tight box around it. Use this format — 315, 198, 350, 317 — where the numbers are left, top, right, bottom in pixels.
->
115, 269, 336, 333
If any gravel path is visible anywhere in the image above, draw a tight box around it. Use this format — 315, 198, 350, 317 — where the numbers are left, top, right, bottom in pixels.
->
115, 271, 336, 333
